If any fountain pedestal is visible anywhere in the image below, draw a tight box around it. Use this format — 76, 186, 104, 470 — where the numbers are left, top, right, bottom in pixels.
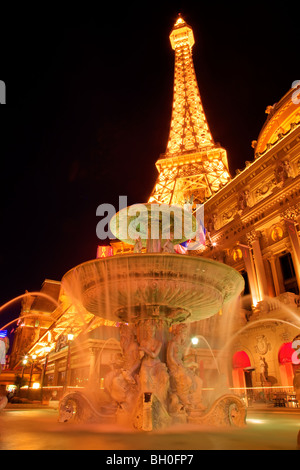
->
59, 204, 247, 429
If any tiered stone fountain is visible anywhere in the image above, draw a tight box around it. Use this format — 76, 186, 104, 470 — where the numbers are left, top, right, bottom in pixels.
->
59, 204, 246, 429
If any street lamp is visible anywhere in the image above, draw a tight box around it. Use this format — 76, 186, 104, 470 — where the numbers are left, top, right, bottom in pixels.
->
19, 355, 39, 398
21, 356, 29, 389
22, 355, 28, 366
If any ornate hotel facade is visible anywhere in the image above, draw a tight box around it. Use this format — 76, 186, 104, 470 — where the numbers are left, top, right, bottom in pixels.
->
198, 86, 300, 396
2, 16, 300, 405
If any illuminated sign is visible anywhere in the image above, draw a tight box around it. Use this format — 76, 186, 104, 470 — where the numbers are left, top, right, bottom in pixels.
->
97, 245, 113, 259
0, 330, 8, 338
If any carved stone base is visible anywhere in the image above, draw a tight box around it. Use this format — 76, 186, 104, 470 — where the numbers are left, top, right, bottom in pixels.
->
133, 392, 172, 431
132, 393, 246, 429
188, 394, 247, 427
58, 391, 246, 430
169, 412, 187, 425
58, 391, 116, 424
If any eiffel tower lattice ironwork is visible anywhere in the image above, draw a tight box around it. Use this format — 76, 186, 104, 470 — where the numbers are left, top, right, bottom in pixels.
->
149, 15, 231, 206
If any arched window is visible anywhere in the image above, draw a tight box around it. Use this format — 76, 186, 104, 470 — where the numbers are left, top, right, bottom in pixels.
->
278, 342, 294, 364
232, 351, 252, 391
232, 351, 251, 369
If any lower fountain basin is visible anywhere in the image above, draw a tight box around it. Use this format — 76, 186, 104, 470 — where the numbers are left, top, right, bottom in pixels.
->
62, 253, 244, 324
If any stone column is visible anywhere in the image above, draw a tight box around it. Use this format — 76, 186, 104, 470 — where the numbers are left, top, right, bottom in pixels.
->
267, 255, 281, 297
263, 257, 275, 297
246, 231, 269, 301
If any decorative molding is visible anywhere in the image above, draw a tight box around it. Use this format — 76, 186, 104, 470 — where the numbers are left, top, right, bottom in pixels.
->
246, 230, 262, 245
254, 335, 271, 355
280, 204, 300, 222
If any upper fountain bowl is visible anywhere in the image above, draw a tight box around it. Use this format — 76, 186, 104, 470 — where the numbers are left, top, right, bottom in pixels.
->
109, 203, 198, 247
61, 253, 244, 324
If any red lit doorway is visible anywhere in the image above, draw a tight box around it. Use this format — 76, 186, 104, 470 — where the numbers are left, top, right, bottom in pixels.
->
232, 351, 252, 389
278, 342, 295, 387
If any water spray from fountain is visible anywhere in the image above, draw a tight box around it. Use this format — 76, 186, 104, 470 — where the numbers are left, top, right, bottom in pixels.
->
58, 203, 247, 430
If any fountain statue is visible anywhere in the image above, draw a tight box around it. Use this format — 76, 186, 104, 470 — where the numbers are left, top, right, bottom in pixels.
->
167, 324, 206, 418
104, 324, 140, 414
59, 204, 247, 429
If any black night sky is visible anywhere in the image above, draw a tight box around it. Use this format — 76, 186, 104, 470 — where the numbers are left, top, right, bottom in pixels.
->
0, 1, 299, 329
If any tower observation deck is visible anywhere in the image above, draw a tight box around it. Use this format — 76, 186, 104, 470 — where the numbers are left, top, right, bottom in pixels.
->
149, 15, 231, 205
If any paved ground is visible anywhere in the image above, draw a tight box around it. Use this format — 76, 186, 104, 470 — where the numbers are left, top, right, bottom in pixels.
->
0, 404, 299, 450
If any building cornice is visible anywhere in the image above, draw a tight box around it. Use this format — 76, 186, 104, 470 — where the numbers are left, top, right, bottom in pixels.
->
208, 175, 300, 247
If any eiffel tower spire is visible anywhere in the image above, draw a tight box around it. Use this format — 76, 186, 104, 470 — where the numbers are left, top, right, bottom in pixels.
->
166, 14, 214, 155
149, 15, 231, 206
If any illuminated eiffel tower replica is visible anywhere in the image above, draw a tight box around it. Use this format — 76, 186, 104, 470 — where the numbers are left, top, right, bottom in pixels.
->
149, 15, 231, 206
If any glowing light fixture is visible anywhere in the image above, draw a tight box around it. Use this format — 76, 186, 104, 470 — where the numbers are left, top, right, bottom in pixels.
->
22, 356, 28, 365
175, 15, 185, 27
67, 332, 74, 342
